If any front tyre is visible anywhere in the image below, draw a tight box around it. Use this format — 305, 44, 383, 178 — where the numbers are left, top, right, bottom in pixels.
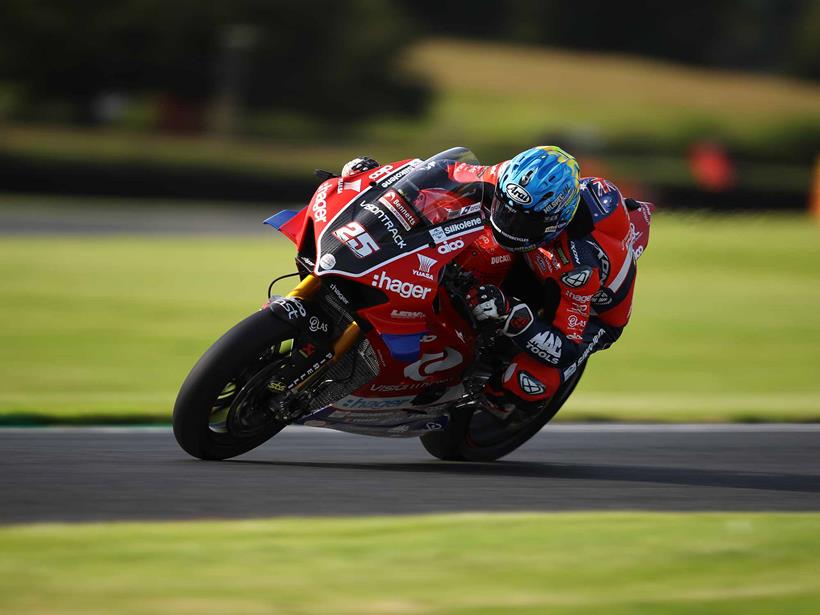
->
173, 310, 295, 460
420, 362, 587, 462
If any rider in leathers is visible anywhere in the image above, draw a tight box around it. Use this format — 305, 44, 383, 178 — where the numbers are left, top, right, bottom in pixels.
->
342, 147, 649, 418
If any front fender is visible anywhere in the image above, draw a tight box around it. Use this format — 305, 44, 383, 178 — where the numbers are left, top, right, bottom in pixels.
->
266, 296, 332, 337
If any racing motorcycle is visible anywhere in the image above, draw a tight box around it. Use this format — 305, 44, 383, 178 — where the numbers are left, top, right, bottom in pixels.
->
173, 147, 647, 462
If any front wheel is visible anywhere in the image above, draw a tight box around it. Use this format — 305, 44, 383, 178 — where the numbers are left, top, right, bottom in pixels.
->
420, 362, 587, 462
173, 310, 297, 460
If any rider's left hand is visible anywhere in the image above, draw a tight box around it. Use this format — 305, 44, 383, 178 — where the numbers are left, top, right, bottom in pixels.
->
341, 156, 379, 178
467, 284, 510, 322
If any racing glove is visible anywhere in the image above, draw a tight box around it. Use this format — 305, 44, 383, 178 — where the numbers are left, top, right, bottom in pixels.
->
341, 156, 379, 177
466, 285, 535, 336
467, 285, 510, 322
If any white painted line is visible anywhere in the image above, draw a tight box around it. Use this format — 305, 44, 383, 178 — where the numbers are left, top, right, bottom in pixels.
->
544, 423, 820, 433
1, 423, 819, 435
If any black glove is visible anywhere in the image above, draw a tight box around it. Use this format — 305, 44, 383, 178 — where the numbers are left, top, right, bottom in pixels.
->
342, 156, 379, 177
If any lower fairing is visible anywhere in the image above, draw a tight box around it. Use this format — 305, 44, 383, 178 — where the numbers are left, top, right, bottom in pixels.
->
294, 385, 464, 437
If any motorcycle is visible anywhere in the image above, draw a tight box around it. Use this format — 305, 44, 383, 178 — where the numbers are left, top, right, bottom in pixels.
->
173, 147, 647, 461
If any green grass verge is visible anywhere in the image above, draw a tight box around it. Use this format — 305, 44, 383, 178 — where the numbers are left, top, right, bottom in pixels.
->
1, 513, 818, 614
0, 211, 818, 423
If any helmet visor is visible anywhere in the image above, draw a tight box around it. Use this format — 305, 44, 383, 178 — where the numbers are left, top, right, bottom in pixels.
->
489, 195, 564, 252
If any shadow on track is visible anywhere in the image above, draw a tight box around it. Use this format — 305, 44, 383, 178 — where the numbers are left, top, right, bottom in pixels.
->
223, 458, 820, 494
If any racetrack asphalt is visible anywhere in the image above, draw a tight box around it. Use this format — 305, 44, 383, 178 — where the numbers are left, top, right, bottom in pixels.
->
2, 425, 819, 524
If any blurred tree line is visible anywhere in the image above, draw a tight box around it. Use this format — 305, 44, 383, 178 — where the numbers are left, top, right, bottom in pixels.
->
403, 0, 820, 80
0, 0, 429, 128
0, 0, 816, 130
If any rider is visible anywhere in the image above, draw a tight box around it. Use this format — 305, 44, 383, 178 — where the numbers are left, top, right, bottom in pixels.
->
341, 147, 649, 418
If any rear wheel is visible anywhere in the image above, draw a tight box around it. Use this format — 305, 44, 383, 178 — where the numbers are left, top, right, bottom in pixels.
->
173, 310, 297, 460
420, 362, 587, 462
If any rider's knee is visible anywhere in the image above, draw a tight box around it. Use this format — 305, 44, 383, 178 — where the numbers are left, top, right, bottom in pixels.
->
497, 352, 563, 403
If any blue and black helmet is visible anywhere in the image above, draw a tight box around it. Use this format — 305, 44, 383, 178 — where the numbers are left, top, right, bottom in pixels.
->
489, 146, 581, 252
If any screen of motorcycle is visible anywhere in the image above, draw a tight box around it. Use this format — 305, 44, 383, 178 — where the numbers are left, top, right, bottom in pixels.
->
316, 149, 486, 278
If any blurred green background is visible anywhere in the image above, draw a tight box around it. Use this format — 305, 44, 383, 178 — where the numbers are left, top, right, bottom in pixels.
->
1, 0, 819, 424
2, 3, 820, 613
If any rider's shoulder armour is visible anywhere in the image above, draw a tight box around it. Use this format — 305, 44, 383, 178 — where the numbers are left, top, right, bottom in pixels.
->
579, 177, 624, 223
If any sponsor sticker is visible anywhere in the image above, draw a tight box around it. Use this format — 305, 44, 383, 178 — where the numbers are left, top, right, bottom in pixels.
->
567, 314, 587, 331
319, 253, 336, 270
569, 301, 589, 315
334, 395, 415, 410
375, 159, 422, 188
327, 282, 349, 305
585, 239, 610, 282
404, 348, 463, 381
429, 227, 447, 244
413, 253, 437, 280
531, 251, 550, 275
437, 239, 464, 255
333, 221, 380, 258
391, 309, 425, 319
505, 183, 532, 205
442, 216, 482, 236
570, 240, 581, 265
378, 190, 419, 231
288, 352, 333, 387
563, 328, 606, 379
518, 371, 545, 396
360, 202, 407, 249
561, 268, 592, 288
372, 271, 432, 300
591, 289, 612, 306
526, 330, 562, 364
271, 296, 306, 320
565, 290, 592, 302
338, 178, 362, 193
368, 165, 394, 181
447, 202, 482, 219
311, 181, 332, 223
369, 382, 427, 392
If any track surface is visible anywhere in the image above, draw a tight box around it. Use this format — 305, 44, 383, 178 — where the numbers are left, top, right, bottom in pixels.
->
0, 200, 277, 235
2, 425, 819, 524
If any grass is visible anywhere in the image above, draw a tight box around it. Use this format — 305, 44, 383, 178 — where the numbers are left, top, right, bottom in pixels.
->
0, 512, 818, 614
0, 207, 818, 424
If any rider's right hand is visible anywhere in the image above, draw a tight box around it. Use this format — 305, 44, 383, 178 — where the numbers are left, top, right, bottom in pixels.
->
467, 285, 510, 322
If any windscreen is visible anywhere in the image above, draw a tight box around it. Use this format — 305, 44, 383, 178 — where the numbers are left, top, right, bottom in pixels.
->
316, 147, 487, 278
387, 147, 486, 226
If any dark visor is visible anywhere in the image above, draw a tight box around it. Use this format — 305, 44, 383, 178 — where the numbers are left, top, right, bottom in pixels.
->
489, 197, 561, 250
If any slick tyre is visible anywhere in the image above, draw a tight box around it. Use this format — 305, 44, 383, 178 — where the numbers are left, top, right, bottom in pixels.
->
173, 310, 294, 460
420, 362, 587, 462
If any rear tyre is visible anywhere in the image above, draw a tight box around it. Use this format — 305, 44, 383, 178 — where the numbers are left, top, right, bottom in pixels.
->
173, 310, 295, 460
420, 362, 587, 462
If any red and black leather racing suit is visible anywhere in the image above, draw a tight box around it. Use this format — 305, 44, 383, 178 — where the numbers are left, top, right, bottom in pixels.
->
445, 162, 651, 406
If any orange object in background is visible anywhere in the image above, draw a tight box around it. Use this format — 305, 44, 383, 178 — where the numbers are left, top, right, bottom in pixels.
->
811, 156, 820, 224
689, 141, 736, 192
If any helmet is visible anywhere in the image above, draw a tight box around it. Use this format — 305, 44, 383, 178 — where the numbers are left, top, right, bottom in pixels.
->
489, 146, 581, 252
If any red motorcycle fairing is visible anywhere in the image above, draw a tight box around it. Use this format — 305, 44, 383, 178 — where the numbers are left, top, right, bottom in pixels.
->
275, 151, 516, 436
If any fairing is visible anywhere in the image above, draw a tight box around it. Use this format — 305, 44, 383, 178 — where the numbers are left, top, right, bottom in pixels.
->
266, 149, 514, 437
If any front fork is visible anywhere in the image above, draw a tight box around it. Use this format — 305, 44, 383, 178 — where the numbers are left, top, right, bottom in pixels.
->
285, 274, 361, 363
